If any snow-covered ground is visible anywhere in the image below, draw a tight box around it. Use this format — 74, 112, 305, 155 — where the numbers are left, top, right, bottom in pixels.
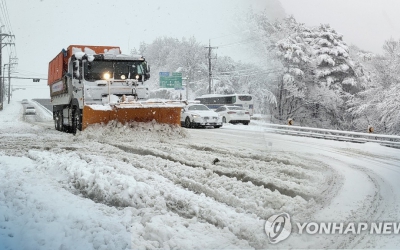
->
1, 100, 399, 249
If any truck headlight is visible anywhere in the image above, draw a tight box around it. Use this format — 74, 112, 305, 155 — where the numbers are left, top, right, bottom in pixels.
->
103, 72, 111, 80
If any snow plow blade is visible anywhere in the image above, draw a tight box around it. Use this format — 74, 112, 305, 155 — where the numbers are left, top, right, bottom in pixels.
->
82, 102, 182, 130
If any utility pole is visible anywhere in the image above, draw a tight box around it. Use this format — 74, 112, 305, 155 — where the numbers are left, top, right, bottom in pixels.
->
184, 76, 189, 100
204, 40, 217, 94
0, 26, 15, 109
7, 57, 18, 104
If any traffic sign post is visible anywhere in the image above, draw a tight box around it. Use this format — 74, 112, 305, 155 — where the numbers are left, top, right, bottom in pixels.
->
159, 72, 182, 89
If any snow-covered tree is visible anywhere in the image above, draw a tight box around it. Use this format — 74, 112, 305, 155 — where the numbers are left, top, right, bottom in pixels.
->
310, 24, 365, 103
273, 18, 314, 120
348, 38, 400, 134
248, 11, 369, 127
130, 47, 139, 56
139, 37, 208, 99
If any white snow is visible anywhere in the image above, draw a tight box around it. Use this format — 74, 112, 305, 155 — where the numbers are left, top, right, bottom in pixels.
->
104, 48, 120, 55
1, 100, 400, 249
84, 47, 96, 55
73, 52, 86, 60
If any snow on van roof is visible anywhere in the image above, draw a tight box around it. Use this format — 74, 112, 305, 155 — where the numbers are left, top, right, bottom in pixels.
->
197, 94, 252, 98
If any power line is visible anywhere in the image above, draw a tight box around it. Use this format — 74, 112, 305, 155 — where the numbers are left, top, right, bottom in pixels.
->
15, 69, 47, 77
210, 31, 247, 40
0, 0, 16, 59
0, 0, 17, 61
217, 67, 283, 75
218, 68, 264, 74
215, 70, 283, 78
209, 28, 262, 41
12, 86, 48, 89
12, 84, 46, 86
3, 0, 13, 34
10, 76, 47, 80
0, 0, 13, 34
216, 37, 264, 48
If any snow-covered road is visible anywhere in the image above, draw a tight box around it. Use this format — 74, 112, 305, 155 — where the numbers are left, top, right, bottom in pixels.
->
0, 100, 399, 249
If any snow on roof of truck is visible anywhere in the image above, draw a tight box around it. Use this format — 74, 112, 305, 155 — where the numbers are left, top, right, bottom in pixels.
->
103, 54, 145, 61
71, 46, 144, 61
72, 46, 122, 58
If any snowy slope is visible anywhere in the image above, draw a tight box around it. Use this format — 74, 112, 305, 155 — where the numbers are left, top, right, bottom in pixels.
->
0, 100, 399, 249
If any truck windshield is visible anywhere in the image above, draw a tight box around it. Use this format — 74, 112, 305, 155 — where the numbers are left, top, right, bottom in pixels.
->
84, 61, 146, 81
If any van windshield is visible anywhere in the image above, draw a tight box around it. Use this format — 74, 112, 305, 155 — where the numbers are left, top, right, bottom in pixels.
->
188, 105, 209, 111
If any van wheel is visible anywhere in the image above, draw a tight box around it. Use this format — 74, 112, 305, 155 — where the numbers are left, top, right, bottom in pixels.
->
185, 117, 192, 128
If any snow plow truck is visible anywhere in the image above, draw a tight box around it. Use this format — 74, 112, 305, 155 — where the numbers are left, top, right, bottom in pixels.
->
48, 45, 182, 134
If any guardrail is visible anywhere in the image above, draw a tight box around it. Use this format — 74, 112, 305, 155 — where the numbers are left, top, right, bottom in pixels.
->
263, 123, 400, 148
31, 100, 53, 116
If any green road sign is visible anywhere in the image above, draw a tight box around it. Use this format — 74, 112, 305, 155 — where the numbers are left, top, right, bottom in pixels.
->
159, 72, 182, 88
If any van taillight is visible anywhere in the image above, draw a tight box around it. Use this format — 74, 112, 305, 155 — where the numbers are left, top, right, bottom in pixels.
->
227, 111, 236, 114
245, 111, 249, 114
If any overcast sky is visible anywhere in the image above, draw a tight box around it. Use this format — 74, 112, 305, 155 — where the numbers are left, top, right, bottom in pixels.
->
4, 0, 400, 100
280, 0, 400, 54
6, 0, 270, 99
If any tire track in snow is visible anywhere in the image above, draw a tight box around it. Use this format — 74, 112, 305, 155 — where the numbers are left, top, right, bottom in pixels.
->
2, 121, 341, 248
263, 133, 400, 248
106, 143, 308, 215
109, 142, 319, 202
28, 150, 268, 249
85, 139, 333, 233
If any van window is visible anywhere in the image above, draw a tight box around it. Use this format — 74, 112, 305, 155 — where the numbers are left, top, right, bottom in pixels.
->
238, 95, 252, 101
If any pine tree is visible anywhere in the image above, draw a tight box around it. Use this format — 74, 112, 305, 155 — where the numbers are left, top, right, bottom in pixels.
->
312, 24, 356, 90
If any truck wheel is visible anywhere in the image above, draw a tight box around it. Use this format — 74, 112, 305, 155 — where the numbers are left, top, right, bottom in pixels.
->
54, 112, 58, 130
55, 111, 62, 131
59, 112, 64, 131
71, 108, 82, 135
184, 117, 192, 128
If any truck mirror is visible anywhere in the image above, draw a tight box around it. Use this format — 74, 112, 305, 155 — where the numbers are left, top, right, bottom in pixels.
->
73, 71, 80, 79
73, 71, 82, 80
72, 60, 82, 80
